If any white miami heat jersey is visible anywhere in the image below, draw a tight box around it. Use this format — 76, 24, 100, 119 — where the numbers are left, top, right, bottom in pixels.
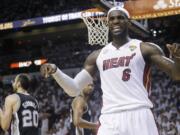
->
96, 39, 153, 114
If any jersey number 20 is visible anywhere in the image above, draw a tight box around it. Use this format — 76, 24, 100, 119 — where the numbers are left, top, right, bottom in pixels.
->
22, 110, 38, 127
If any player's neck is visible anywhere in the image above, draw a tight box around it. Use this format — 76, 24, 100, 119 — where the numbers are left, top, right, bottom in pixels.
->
84, 95, 89, 101
112, 36, 131, 49
17, 88, 28, 94
81, 93, 89, 101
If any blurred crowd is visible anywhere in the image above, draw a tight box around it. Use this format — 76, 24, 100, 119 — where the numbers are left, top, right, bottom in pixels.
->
40, 38, 101, 70
151, 67, 180, 135
0, 0, 93, 23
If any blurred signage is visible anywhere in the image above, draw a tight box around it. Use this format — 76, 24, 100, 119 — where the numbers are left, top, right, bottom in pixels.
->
10, 59, 47, 69
10, 61, 32, 69
13, 17, 43, 28
42, 13, 74, 24
1, 1, 179, 31
34, 59, 47, 65
0, 22, 13, 30
42, 10, 104, 24
0, 10, 103, 31
125, 0, 180, 19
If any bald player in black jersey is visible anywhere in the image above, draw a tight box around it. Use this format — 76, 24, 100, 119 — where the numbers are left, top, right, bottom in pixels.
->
0, 74, 39, 135
72, 84, 98, 135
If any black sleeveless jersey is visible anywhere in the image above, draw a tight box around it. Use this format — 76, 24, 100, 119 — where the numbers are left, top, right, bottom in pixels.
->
71, 104, 92, 135
10, 93, 39, 135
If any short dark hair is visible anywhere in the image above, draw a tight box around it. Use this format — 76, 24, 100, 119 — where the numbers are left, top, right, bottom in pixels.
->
17, 74, 30, 90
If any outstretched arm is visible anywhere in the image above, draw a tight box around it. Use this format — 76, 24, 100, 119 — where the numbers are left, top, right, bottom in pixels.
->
52, 68, 93, 97
40, 49, 101, 97
72, 97, 98, 130
142, 42, 180, 81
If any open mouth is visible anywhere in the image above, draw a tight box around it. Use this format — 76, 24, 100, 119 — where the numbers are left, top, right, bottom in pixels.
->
112, 25, 122, 31
112, 27, 122, 32
113, 28, 121, 31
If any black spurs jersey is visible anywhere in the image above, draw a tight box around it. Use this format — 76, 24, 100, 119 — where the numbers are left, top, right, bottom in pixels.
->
71, 101, 91, 135
10, 93, 39, 135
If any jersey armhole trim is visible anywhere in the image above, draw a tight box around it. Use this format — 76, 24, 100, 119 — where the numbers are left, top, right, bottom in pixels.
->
13, 94, 21, 113
139, 42, 146, 66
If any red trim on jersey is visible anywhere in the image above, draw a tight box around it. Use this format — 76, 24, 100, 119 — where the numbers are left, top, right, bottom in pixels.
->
143, 65, 151, 94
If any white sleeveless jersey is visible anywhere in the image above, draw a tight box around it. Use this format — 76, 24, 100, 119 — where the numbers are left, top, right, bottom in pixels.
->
96, 39, 153, 114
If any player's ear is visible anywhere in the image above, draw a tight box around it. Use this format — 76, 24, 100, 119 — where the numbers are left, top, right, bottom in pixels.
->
127, 19, 132, 27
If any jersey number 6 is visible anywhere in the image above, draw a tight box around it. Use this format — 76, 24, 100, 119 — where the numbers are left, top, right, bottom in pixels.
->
122, 68, 131, 81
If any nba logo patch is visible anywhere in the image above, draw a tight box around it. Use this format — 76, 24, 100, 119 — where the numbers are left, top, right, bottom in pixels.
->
129, 45, 137, 51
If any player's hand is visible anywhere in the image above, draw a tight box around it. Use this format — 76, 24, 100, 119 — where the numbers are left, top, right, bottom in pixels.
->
167, 43, 180, 58
40, 63, 57, 78
92, 121, 99, 134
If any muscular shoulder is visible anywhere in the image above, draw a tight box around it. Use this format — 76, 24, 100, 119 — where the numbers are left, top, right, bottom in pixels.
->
85, 49, 102, 65
5, 94, 19, 103
141, 42, 165, 64
84, 49, 102, 76
5, 94, 20, 110
72, 96, 85, 109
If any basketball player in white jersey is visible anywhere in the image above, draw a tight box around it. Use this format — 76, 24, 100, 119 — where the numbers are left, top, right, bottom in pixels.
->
0, 74, 39, 135
40, 6, 180, 135
71, 84, 98, 135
